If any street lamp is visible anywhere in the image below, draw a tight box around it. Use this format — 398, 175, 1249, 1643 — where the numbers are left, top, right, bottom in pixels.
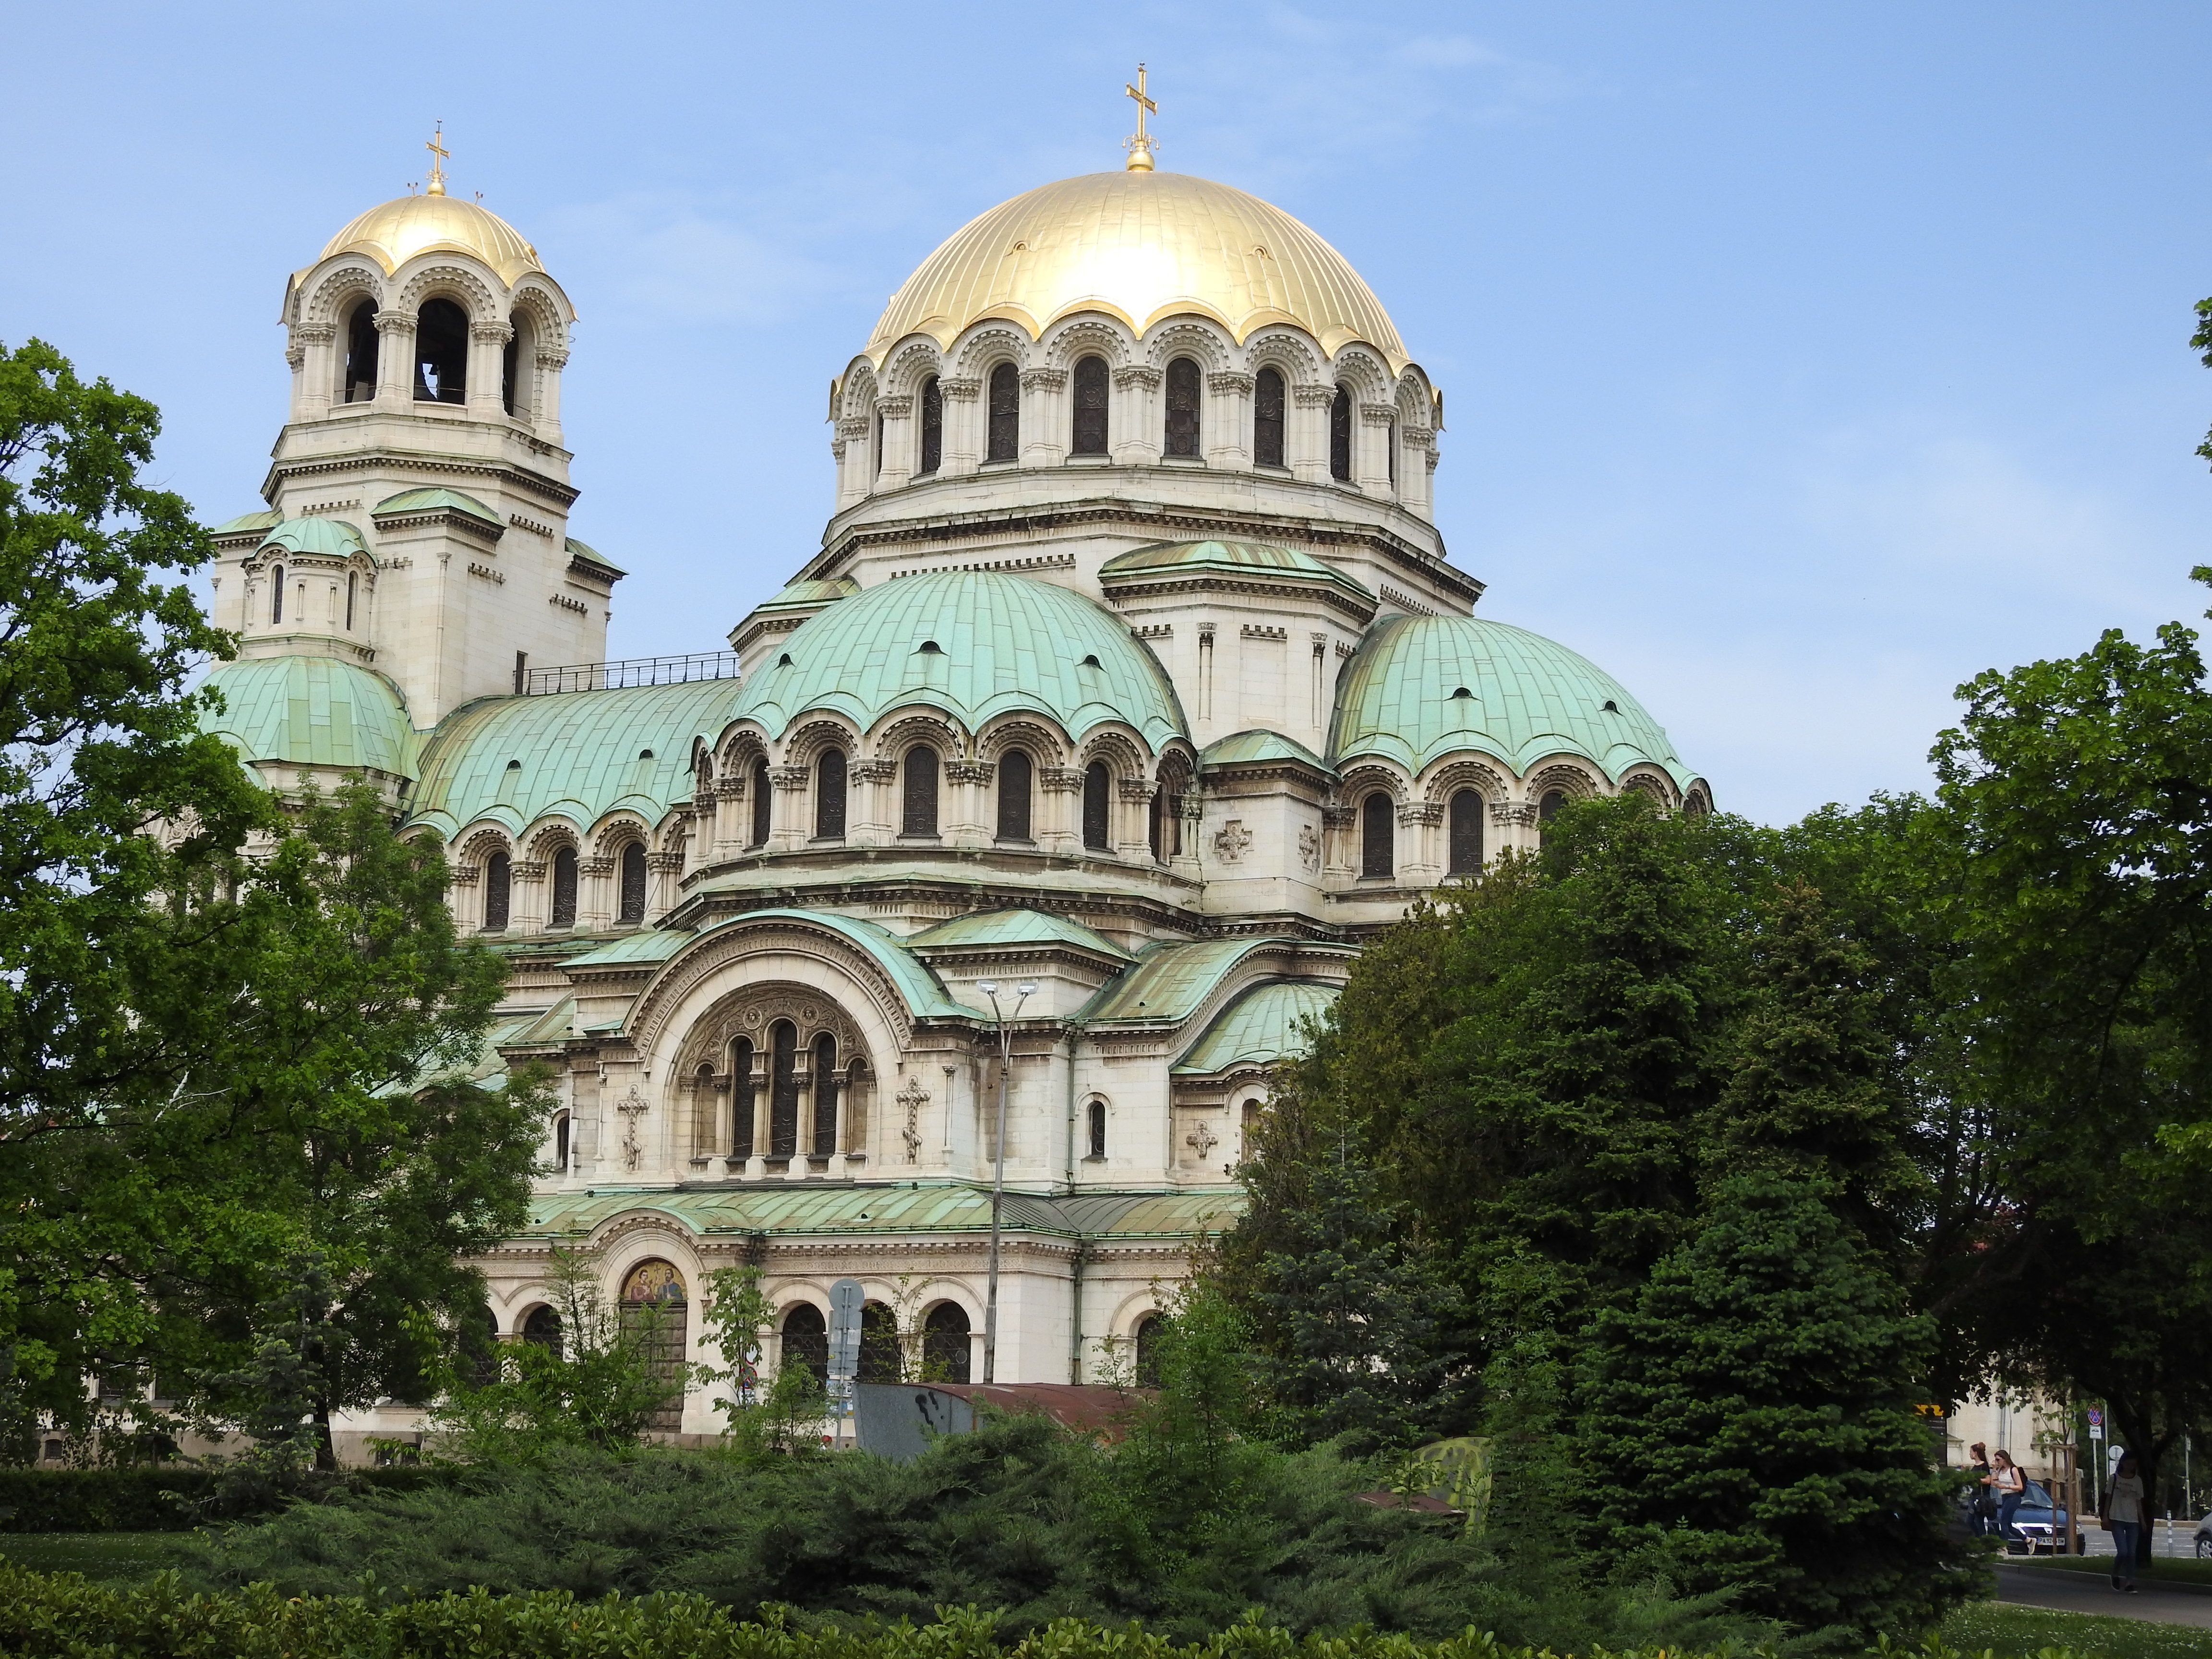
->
976, 978, 1037, 1384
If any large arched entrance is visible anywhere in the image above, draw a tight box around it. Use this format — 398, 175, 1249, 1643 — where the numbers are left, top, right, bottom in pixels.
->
619, 1258, 688, 1433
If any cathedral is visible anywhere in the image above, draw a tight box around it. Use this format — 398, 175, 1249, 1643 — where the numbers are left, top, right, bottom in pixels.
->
197, 107, 1708, 1450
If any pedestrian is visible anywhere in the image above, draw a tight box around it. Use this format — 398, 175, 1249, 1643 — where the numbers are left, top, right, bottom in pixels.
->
2104, 1451, 2147, 1592
1990, 1449, 2027, 1543
1968, 1442, 1996, 1538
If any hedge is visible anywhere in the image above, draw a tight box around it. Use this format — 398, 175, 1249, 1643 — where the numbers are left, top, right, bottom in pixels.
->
0, 1566, 2086, 1659
0, 1467, 444, 1532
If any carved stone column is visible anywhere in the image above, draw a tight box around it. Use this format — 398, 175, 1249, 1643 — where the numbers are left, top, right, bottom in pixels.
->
946, 759, 994, 848
849, 757, 895, 847
1396, 801, 1444, 883
1205, 371, 1254, 469
647, 847, 684, 920
1111, 365, 1162, 466
876, 393, 914, 490
373, 310, 417, 410
1399, 424, 1436, 519
1039, 765, 1084, 855
1358, 402, 1397, 499
938, 376, 982, 476
509, 859, 549, 933
1020, 367, 1068, 468
1116, 775, 1157, 861
577, 854, 615, 930
768, 763, 811, 853
291, 322, 335, 421
1491, 800, 1538, 858
535, 347, 568, 445
1322, 804, 1358, 878
1291, 383, 1336, 484
467, 321, 513, 420
834, 417, 872, 510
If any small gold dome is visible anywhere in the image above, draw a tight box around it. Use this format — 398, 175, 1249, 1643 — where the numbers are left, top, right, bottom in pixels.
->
316, 192, 544, 285
866, 170, 1409, 373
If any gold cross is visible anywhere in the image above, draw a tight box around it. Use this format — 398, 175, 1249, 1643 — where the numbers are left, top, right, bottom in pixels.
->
424, 121, 450, 196
1123, 64, 1158, 171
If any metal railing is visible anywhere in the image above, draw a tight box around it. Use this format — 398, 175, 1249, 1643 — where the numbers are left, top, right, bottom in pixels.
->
524, 652, 740, 695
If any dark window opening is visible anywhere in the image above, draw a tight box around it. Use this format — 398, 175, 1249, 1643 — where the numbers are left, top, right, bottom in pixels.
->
731, 1036, 755, 1159
1539, 790, 1568, 839
345, 571, 357, 630
1087, 1099, 1106, 1158
902, 747, 939, 837
414, 297, 469, 404
343, 301, 379, 403
1163, 779, 1184, 857
482, 851, 511, 931
1072, 354, 1109, 455
769, 1020, 799, 1157
750, 758, 771, 846
1329, 385, 1352, 481
501, 330, 519, 415
986, 362, 1019, 462
1082, 761, 1110, 851
1449, 789, 1484, 875
873, 412, 884, 478
923, 1301, 971, 1383
1360, 793, 1393, 879
551, 846, 578, 927
811, 1032, 838, 1156
1133, 1316, 1163, 1388
270, 565, 285, 625
918, 375, 942, 474
781, 1301, 828, 1386
619, 842, 648, 925
1387, 418, 1398, 486
553, 1112, 570, 1172
997, 749, 1033, 841
1165, 356, 1202, 457
522, 1305, 563, 1358
816, 750, 847, 839
1148, 789, 1164, 860
859, 1301, 901, 1382
1254, 366, 1285, 467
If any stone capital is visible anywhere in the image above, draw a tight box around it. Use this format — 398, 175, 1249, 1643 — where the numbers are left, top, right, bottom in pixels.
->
1291, 383, 1338, 408
769, 764, 812, 791
1400, 425, 1435, 448
1360, 402, 1398, 426
647, 850, 685, 872
1118, 776, 1157, 802
946, 760, 994, 784
1206, 371, 1255, 396
510, 860, 548, 881
1040, 766, 1085, 793
579, 856, 615, 877
850, 758, 896, 783
1322, 806, 1358, 829
836, 417, 871, 439
1112, 365, 1162, 391
293, 322, 337, 344
373, 309, 418, 336
1019, 368, 1067, 391
1397, 803, 1443, 828
1492, 803, 1538, 828
535, 348, 570, 370
938, 376, 982, 402
875, 395, 913, 418
471, 322, 515, 344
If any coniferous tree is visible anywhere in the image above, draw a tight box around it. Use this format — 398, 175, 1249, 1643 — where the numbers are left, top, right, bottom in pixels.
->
1582, 1174, 1972, 1639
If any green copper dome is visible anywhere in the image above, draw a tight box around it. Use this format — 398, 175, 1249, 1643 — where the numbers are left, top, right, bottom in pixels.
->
255, 517, 371, 562
198, 655, 415, 779
404, 679, 747, 839
1331, 615, 1697, 787
733, 569, 1185, 749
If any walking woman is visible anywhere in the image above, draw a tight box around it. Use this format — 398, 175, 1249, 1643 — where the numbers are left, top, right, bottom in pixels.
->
2104, 1451, 2147, 1592
1988, 1448, 2027, 1542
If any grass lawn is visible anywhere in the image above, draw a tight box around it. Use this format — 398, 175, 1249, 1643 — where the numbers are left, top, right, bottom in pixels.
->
1946, 1602, 2212, 1658
0, 1532, 192, 1582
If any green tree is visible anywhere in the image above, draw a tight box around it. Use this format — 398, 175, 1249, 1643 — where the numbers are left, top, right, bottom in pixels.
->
2194, 294, 2212, 468
1582, 1174, 1973, 1639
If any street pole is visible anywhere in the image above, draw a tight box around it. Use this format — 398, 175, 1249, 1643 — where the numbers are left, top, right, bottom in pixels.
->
977, 979, 1036, 1386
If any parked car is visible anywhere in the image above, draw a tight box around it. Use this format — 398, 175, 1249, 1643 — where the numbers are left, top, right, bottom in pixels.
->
2007, 1479, 2073, 1554
2193, 1513, 2212, 1557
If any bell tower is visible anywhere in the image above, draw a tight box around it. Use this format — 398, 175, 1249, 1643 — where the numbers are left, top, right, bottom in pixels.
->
209, 133, 620, 728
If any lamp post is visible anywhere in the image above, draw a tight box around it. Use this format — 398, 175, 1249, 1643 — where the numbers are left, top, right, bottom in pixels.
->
976, 978, 1037, 1384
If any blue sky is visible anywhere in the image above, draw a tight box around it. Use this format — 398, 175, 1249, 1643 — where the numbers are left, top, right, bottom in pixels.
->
4, 2, 2208, 823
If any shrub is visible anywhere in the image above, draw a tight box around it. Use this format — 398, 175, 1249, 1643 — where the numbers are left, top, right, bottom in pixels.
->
0, 1465, 442, 1532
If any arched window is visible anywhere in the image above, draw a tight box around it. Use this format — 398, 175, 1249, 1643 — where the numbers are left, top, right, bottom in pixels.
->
1082, 761, 1110, 851
1388, 417, 1398, 487
918, 375, 942, 474
781, 1302, 828, 1386
1539, 790, 1568, 839
1133, 1315, 1163, 1388
1448, 789, 1484, 875
873, 410, 884, 478
482, 851, 511, 931
1329, 385, 1352, 481
750, 758, 771, 847
1360, 793, 1393, 879
1253, 367, 1286, 467
997, 749, 1033, 841
414, 297, 469, 403
618, 842, 648, 926
769, 1020, 799, 1157
549, 846, 578, 927
811, 1032, 839, 1155
902, 747, 938, 837
1148, 789, 1164, 860
342, 300, 379, 404
1071, 354, 1109, 455
1087, 1099, 1106, 1158
986, 362, 1019, 462
1164, 356, 1202, 457
858, 1301, 900, 1382
923, 1302, 971, 1383
521, 1304, 563, 1357
816, 749, 848, 838
731, 1036, 756, 1159
345, 571, 358, 631
552, 1111, 570, 1173
270, 565, 285, 625
502, 310, 531, 417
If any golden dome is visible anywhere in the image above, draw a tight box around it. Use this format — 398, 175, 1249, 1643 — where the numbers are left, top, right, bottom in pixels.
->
866, 170, 1410, 373
316, 192, 544, 286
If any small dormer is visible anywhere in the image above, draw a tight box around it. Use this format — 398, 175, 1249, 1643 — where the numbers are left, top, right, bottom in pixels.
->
235, 517, 378, 662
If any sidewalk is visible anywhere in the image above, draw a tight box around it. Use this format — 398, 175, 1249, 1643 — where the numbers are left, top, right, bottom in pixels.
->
1996, 1564, 2212, 1629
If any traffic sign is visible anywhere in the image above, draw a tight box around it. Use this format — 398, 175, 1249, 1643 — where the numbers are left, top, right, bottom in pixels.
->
2088, 1407, 2104, 1440
828, 1278, 865, 1382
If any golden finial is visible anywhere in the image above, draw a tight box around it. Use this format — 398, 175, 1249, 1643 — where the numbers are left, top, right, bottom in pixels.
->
1123, 65, 1158, 172
424, 121, 450, 197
